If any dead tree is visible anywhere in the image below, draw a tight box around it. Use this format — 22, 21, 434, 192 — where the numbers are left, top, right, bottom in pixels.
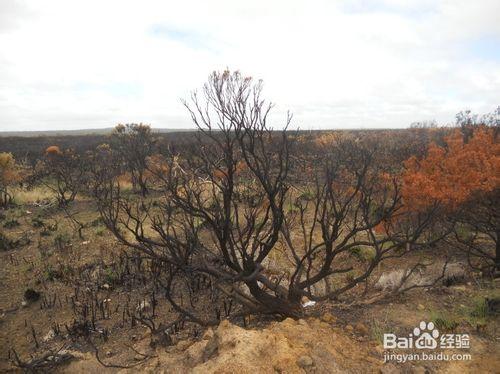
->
451, 190, 500, 275
0, 152, 24, 207
93, 71, 443, 322
38, 146, 87, 207
110, 123, 156, 197
281, 138, 449, 303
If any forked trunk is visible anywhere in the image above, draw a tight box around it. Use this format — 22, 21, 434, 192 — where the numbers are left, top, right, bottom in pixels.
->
247, 281, 303, 318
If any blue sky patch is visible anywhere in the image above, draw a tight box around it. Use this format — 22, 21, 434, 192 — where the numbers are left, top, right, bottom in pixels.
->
151, 25, 212, 50
463, 36, 500, 61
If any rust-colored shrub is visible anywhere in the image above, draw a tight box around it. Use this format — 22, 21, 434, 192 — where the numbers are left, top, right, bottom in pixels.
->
402, 128, 500, 210
45, 145, 63, 156
0, 152, 22, 206
403, 127, 500, 272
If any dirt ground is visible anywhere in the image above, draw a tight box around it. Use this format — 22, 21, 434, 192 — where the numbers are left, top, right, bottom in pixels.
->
1, 201, 499, 373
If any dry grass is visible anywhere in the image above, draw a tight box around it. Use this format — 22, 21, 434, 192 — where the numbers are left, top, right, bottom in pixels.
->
11, 186, 55, 205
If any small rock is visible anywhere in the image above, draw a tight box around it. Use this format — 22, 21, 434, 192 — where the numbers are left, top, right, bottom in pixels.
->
82, 240, 90, 245
297, 355, 314, 368
321, 312, 336, 323
417, 304, 425, 311
133, 354, 144, 361
21, 301, 28, 308
355, 322, 369, 336
102, 283, 110, 290
345, 324, 354, 332
202, 328, 214, 340
106, 351, 113, 357
302, 300, 316, 307
43, 329, 56, 342
136, 300, 151, 313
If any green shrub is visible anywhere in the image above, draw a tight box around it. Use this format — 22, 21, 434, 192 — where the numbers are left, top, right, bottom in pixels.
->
467, 296, 499, 320
298, 189, 315, 201
44, 264, 59, 281
104, 267, 120, 285
349, 246, 375, 262
40, 228, 52, 237
31, 216, 45, 228
470, 298, 489, 319
95, 227, 106, 236
287, 202, 300, 213
53, 232, 71, 250
0, 232, 14, 250
430, 310, 459, 331
371, 320, 386, 344
455, 224, 474, 242
0, 231, 30, 250
43, 262, 73, 281
3, 219, 20, 228
89, 217, 104, 227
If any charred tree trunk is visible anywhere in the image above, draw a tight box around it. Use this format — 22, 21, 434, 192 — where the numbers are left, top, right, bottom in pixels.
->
496, 229, 500, 272
247, 281, 303, 318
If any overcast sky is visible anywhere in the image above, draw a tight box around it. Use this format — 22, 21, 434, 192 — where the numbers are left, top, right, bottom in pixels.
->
0, 0, 499, 131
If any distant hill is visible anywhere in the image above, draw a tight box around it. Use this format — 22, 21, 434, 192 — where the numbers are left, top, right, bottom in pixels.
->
0, 127, 194, 137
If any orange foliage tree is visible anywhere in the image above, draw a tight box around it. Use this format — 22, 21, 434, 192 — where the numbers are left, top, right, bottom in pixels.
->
0, 152, 23, 207
403, 128, 499, 210
402, 127, 500, 272
45, 145, 63, 156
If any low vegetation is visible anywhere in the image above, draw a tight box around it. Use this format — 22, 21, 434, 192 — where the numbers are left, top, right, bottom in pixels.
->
0, 71, 498, 372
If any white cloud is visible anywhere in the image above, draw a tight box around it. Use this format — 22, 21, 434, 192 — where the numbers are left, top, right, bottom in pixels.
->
0, 0, 499, 131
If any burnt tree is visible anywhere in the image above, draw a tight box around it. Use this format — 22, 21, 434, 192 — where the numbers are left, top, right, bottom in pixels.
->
38, 146, 87, 207
110, 123, 156, 197
93, 71, 442, 322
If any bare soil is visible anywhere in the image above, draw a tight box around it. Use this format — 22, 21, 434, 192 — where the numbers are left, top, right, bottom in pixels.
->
0, 201, 499, 373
